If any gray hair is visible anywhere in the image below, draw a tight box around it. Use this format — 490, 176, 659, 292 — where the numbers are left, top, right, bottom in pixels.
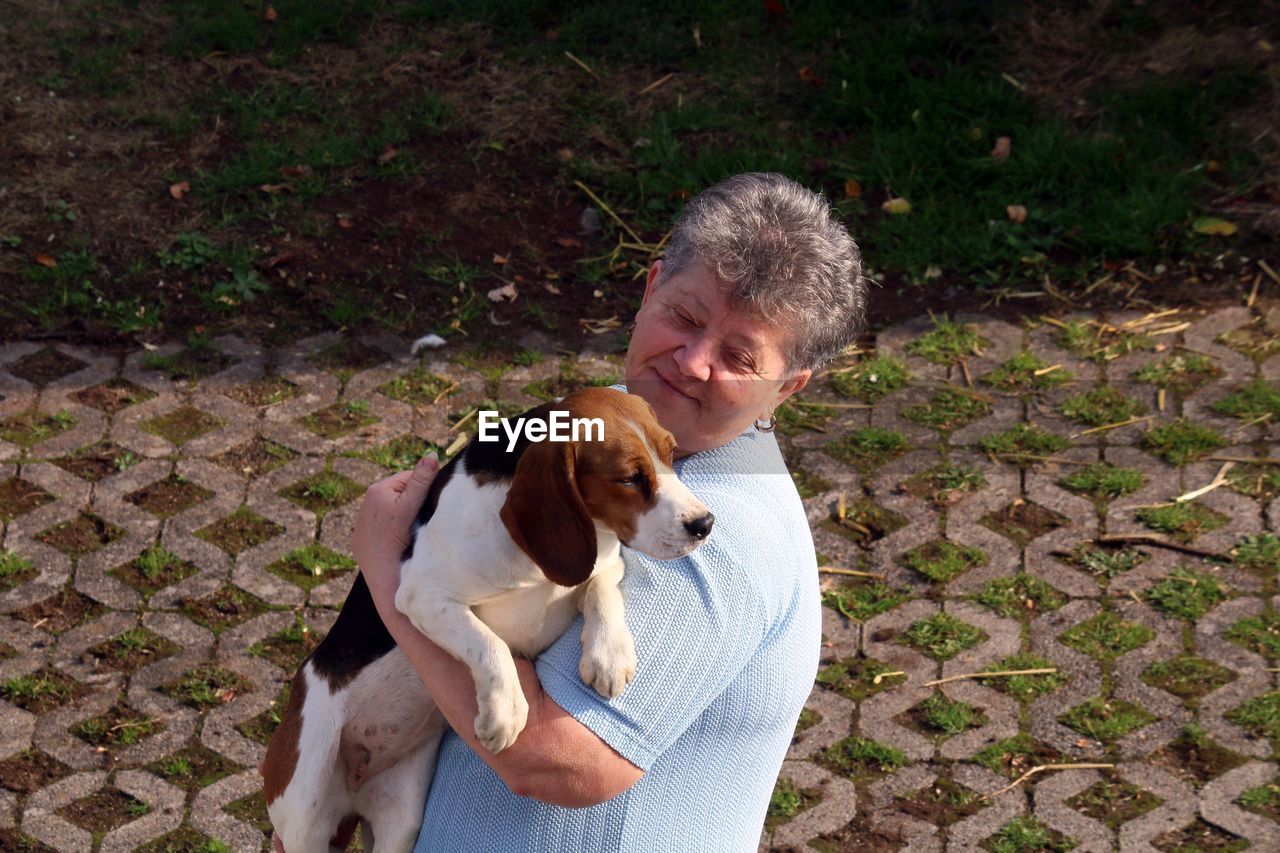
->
656, 172, 867, 373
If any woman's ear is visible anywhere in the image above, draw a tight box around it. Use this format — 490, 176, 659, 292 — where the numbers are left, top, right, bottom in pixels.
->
772, 369, 812, 409
641, 259, 664, 306
500, 441, 598, 587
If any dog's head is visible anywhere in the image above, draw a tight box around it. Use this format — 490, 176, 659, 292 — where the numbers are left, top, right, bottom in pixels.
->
500, 387, 713, 586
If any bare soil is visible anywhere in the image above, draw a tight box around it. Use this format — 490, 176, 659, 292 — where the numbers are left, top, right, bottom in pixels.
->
53, 441, 135, 482
36, 513, 125, 558
57, 786, 147, 834
8, 348, 87, 385
211, 436, 297, 476
15, 588, 104, 634
980, 500, 1069, 546
147, 744, 242, 792
125, 474, 213, 518
70, 379, 157, 414
0, 749, 71, 795
0, 477, 53, 521
194, 508, 283, 555
178, 585, 268, 634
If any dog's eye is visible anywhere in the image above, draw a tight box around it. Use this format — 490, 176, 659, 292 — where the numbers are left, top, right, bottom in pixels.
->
619, 472, 645, 487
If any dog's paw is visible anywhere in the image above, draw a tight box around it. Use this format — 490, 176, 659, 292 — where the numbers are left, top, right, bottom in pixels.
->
579, 628, 637, 699
474, 684, 528, 754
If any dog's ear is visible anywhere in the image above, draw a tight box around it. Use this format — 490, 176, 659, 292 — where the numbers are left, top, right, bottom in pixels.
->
500, 440, 597, 586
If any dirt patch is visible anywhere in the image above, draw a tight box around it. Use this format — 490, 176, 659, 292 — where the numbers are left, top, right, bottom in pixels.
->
110, 549, 197, 598
278, 470, 362, 516
144, 346, 234, 381
141, 405, 224, 445
178, 585, 269, 634
1152, 817, 1248, 852
147, 743, 242, 792
0, 477, 54, 521
136, 824, 231, 853
0, 410, 75, 449
224, 789, 273, 847
85, 628, 179, 674
297, 401, 379, 439
0, 749, 71, 795
53, 441, 138, 482
9, 348, 87, 385
58, 785, 147, 835
893, 775, 984, 829
0, 828, 57, 852
220, 375, 300, 407
71, 702, 163, 751
980, 499, 1069, 546
802, 809, 907, 853
15, 588, 103, 633
1149, 728, 1248, 788
307, 339, 389, 375
70, 379, 157, 414
212, 435, 297, 475
194, 507, 284, 555
1066, 774, 1162, 829
818, 499, 908, 547
125, 474, 213, 517
36, 512, 125, 558
0, 667, 90, 713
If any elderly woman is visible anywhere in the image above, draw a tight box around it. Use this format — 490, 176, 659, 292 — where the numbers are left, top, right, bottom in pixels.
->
354, 172, 867, 850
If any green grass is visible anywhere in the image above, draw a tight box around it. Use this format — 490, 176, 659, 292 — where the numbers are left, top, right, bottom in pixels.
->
1226, 692, 1280, 742
136, 546, 185, 580
266, 543, 356, 592
817, 736, 907, 781
1060, 463, 1145, 500
822, 582, 909, 622
982, 350, 1070, 391
1136, 501, 1228, 543
977, 423, 1069, 462
1141, 655, 1234, 702
1145, 568, 1226, 620
987, 816, 1076, 853
1134, 351, 1221, 392
377, 368, 458, 406
906, 315, 988, 365
1060, 612, 1153, 661
829, 353, 909, 402
356, 434, 445, 471
981, 653, 1065, 702
1234, 533, 1280, 573
1236, 778, 1280, 814
900, 540, 986, 583
1212, 379, 1280, 421
1141, 419, 1228, 465
816, 655, 907, 702
918, 691, 984, 736
902, 461, 985, 505
1060, 543, 1148, 580
1226, 612, 1280, 659
975, 573, 1065, 619
1059, 385, 1146, 427
765, 778, 820, 831
902, 612, 985, 661
0, 549, 36, 591
1060, 697, 1156, 742
903, 386, 990, 431
824, 427, 909, 469
974, 733, 1061, 779
163, 666, 251, 710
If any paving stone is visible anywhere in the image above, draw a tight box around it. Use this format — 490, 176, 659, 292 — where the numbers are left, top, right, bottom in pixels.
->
3, 323, 1276, 850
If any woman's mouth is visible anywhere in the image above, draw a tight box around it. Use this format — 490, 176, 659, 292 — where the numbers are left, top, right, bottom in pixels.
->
655, 369, 697, 403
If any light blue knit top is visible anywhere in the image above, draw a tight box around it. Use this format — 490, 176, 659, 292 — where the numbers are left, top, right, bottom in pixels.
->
414, 420, 821, 852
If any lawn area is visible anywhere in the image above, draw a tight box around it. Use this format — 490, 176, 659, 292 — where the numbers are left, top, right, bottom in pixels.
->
0, 0, 1275, 351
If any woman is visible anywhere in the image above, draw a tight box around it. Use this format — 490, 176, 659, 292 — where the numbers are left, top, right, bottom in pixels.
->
354, 173, 867, 850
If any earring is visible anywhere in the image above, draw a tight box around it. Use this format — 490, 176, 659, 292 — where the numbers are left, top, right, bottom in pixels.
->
754, 413, 776, 433
626, 322, 636, 336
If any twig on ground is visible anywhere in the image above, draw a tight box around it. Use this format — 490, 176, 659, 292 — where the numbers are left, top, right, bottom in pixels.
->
1174, 462, 1234, 503
564, 51, 600, 80
983, 764, 1114, 800
924, 668, 1057, 688
1071, 415, 1153, 438
818, 567, 886, 580
1097, 534, 1224, 560
574, 180, 642, 244
637, 72, 675, 95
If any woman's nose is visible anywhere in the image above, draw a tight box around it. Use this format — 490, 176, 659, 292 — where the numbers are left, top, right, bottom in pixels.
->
674, 335, 715, 380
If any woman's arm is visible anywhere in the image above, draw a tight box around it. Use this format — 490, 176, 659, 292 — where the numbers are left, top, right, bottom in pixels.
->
352, 457, 643, 807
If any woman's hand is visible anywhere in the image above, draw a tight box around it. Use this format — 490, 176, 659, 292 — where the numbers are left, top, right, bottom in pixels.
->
352, 454, 440, 621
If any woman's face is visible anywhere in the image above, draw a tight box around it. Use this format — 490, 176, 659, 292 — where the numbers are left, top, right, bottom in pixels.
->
624, 259, 811, 456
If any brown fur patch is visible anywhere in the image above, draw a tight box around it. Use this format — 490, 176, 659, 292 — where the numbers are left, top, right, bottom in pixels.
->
262, 671, 307, 805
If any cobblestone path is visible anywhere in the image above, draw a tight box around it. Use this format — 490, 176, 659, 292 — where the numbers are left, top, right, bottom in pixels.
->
2, 306, 1279, 851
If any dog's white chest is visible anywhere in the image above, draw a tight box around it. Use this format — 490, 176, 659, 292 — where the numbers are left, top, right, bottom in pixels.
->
474, 584, 580, 659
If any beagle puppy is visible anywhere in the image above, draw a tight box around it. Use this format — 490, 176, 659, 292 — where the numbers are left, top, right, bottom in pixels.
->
261, 387, 714, 852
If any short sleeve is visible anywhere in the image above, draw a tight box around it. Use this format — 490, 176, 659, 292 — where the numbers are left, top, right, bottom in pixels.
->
534, 485, 788, 770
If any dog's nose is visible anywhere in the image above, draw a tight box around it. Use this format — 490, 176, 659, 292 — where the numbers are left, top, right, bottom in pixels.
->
684, 512, 715, 540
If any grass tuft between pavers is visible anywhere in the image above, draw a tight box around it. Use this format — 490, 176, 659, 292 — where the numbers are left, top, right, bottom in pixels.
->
906, 315, 988, 365
1140, 419, 1227, 465
900, 460, 985, 506
974, 574, 1065, 619
914, 691, 985, 737
1141, 655, 1235, 703
903, 386, 991, 431
1060, 612, 1153, 661
1234, 533, 1280, 573
986, 815, 1077, 853
902, 612, 985, 661
1226, 692, 1280, 742
765, 778, 822, 831
1226, 612, 1280, 659
1059, 697, 1156, 743
0, 550, 37, 592
1211, 378, 1280, 421
1134, 351, 1222, 393
1060, 463, 1144, 500
977, 423, 1068, 463
1145, 567, 1227, 620
828, 353, 909, 402
1058, 543, 1148, 580
817, 735, 907, 781
981, 653, 1066, 702
1135, 501, 1227, 543
900, 540, 986, 583
822, 582, 909, 623
982, 350, 1070, 392
815, 655, 907, 703
1059, 385, 1146, 427
824, 427, 909, 469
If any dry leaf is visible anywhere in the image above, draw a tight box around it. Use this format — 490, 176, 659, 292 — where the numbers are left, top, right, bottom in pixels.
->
492, 253, 508, 265
259, 183, 289, 194
556, 147, 575, 162
881, 197, 911, 215
377, 145, 398, 164
337, 217, 353, 229
33, 253, 57, 267
1193, 217, 1237, 236
261, 251, 294, 270
991, 136, 1012, 160
168, 181, 189, 199
544, 283, 561, 295
488, 310, 510, 326
1007, 204, 1028, 223
263, 4, 277, 21
280, 164, 312, 178
580, 316, 621, 334
798, 67, 825, 87
555, 237, 582, 249
593, 289, 604, 298
843, 179, 862, 199
486, 282, 518, 302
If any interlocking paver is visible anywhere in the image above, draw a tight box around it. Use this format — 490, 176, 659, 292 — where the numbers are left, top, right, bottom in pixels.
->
2, 308, 1280, 849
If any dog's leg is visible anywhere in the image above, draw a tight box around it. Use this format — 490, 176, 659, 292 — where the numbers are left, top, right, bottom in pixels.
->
577, 556, 637, 698
355, 718, 447, 853
395, 587, 527, 753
